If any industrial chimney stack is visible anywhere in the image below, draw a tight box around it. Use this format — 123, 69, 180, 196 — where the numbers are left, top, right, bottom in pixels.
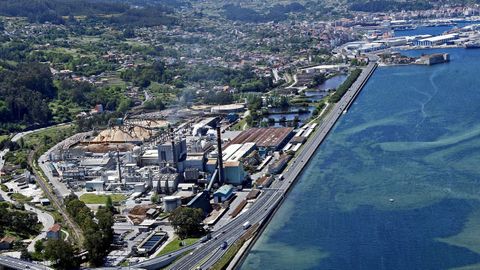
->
216, 125, 224, 185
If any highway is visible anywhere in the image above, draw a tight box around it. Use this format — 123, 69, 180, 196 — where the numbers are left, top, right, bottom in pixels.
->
132, 62, 378, 270
0, 255, 53, 270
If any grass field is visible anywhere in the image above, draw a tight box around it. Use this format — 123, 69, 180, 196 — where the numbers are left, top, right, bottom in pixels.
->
157, 237, 199, 257
0, 135, 10, 142
11, 193, 32, 203
79, 193, 127, 204
23, 124, 75, 149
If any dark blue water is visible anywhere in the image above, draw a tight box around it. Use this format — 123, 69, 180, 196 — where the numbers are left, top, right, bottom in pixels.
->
394, 22, 471, 37
241, 48, 480, 270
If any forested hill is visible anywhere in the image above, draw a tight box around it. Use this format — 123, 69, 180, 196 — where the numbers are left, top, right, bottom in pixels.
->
0, 63, 55, 129
0, 0, 177, 26
0, 0, 128, 18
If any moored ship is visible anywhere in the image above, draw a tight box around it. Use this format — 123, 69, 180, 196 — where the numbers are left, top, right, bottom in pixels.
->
465, 42, 480, 49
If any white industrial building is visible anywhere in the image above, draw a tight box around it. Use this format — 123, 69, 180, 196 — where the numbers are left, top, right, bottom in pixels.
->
415, 34, 459, 46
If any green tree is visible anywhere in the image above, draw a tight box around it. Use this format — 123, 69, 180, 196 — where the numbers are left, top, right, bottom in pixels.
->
20, 248, 31, 260
96, 207, 114, 244
105, 196, 115, 213
34, 239, 45, 253
143, 98, 165, 110
168, 207, 204, 239
83, 207, 114, 266
84, 229, 105, 266
151, 193, 160, 204
44, 239, 79, 270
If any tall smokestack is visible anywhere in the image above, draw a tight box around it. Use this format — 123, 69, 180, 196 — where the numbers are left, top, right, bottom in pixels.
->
166, 127, 176, 195
216, 125, 224, 185
170, 127, 177, 169
116, 146, 123, 187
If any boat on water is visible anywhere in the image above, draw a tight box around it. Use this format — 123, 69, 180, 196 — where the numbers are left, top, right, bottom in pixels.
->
392, 25, 417, 31
465, 42, 480, 49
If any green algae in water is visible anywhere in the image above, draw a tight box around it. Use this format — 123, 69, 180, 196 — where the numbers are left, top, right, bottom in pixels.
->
242, 48, 480, 270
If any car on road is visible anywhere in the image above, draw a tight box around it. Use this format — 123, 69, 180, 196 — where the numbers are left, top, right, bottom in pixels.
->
220, 241, 228, 249
200, 233, 212, 243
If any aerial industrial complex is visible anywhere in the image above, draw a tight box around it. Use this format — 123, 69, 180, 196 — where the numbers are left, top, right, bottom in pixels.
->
2, 2, 480, 270
24, 110, 317, 266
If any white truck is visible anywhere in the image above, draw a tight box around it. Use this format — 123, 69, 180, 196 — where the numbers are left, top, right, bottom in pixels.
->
242, 221, 251, 230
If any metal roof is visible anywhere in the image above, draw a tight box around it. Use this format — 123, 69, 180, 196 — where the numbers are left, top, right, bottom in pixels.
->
227, 127, 293, 148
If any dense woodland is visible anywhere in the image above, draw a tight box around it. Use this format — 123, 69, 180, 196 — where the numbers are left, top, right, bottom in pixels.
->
223, 3, 305, 23
0, 61, 131, 133
0, 0, 177, 26
0, 203, 41, 239
65, 195, 115, 266
0, 63, 55, 130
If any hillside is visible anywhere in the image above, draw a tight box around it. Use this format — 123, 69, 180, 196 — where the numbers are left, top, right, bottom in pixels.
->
0, 0, 177, 26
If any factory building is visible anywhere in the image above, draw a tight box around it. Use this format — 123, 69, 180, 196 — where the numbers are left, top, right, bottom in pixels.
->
213, 185, 234, 203
268, 154, 292, 174
85, 179, 105, 191
155, 166, 181, 195
227, 127, 294, 154
415, 33, 459, 46
79, 156, 115, 170
140, 149, 159, 166
224, 161, 247, 185
184, 153, 205, 171
215, 142, 256, 185
157, 137, 187, 171
163, 196, 182, 212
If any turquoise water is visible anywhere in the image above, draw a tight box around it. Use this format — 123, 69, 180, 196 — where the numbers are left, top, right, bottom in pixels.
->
241, 48, 480, 270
